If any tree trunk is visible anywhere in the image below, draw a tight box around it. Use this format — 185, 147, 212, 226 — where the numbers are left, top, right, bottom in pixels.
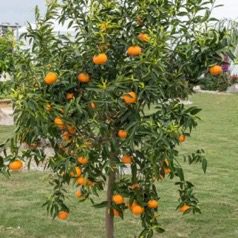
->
105, 169, 116, 238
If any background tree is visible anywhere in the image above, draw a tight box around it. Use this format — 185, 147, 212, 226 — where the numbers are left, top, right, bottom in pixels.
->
0, 0, 232, 237
0, 31, 15, 97
199, 18, 238, 91
0, 30, 15, 75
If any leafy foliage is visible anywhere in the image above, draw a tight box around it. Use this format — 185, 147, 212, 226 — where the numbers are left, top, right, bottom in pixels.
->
199, 72, 232, 91
0, 80, 13, 98
0, 31, 15, 75
0, 0, 232, 237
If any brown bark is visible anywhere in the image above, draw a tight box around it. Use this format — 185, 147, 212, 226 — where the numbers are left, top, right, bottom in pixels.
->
105, 169, 116, 238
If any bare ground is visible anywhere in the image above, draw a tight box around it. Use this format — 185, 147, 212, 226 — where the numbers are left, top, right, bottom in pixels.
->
0, 101, 13, 125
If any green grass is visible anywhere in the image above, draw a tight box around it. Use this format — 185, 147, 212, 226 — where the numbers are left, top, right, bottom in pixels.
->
1, 93, 238, 238
0, 125, 14, 144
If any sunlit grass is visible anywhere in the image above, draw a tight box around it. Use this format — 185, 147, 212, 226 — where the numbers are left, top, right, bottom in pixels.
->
0, 93, 238, 237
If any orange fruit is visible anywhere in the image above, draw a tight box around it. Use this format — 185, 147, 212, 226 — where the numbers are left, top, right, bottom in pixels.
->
112, 209, 120, 217
67, 125, 76, 135
76, 176, 87, 186
57, 211, 69, 220
209, 65, 223, 76
179, 135, 186, 143
66, 92, 74, 100
179, 204, 191, 213
138, 33, 150, 42
8, 160, 23, 171
78, 73, 90, 83
62, 131, 70, 141
89, 102, 96, 109
121, 155, 133, 164
117, 130, 128, 139
70, 167, 81, 177
164, 168, 171, 174
44, 72, 58, 85
112, 194, 124, 205
75, 190, 82, 198
93, 53, 108, 65
147, 200, 159, 209
127, 46, 142, 57
54, 117, 64, 129
131, 204, 144, 216
122, 91, 137, 104
77, 156, 89, 165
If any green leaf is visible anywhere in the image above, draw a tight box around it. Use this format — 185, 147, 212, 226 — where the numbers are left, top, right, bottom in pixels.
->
93, 201, 108, 208
202, 158, 208, 173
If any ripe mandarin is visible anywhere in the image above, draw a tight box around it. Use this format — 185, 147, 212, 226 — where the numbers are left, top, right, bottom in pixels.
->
179, 204, 191, 213
93, 53, 108, 65
147, 200, 159, 209
57, 211, 69, 220
209, 65, 223, 76
118, 130, 128, 139
78, 73, 90, 83
44, 72, 58, 85
127, 46, 142, 57
138, 33, 150, 42
8, 160, 23, 171
112, 194, 124, 205
121, 155, 133, 164
122, 92, 137, 104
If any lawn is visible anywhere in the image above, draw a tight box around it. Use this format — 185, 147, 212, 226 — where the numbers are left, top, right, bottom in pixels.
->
0, 93, 238, 238
0, 125, 14, 144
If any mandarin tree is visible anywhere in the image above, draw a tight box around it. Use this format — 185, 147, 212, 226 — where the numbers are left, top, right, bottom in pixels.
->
0, 0, 234, 237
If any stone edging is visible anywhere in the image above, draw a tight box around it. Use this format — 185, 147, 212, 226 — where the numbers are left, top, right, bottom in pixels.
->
194, 90, 232, 95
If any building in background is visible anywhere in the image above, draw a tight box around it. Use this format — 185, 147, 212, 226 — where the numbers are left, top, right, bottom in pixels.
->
0, 23, 21, 38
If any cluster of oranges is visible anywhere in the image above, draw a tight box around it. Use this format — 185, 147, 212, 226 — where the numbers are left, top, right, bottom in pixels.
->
43, 32, 152, 108
57, 155, 92, 220
74, 155, 90, 191
53, 117, 77, 142
74, 155, 95, 197
117, 130, 133, 164
179, 204, 191, 213
57, 198, 190, 220
121, 155, 133, 164
111, 193, 159, 217
118, 129, 128, 139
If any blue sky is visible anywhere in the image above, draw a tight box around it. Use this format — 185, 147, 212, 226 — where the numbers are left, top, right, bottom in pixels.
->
0, 0, 46, 25
0, 0, 237, 26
